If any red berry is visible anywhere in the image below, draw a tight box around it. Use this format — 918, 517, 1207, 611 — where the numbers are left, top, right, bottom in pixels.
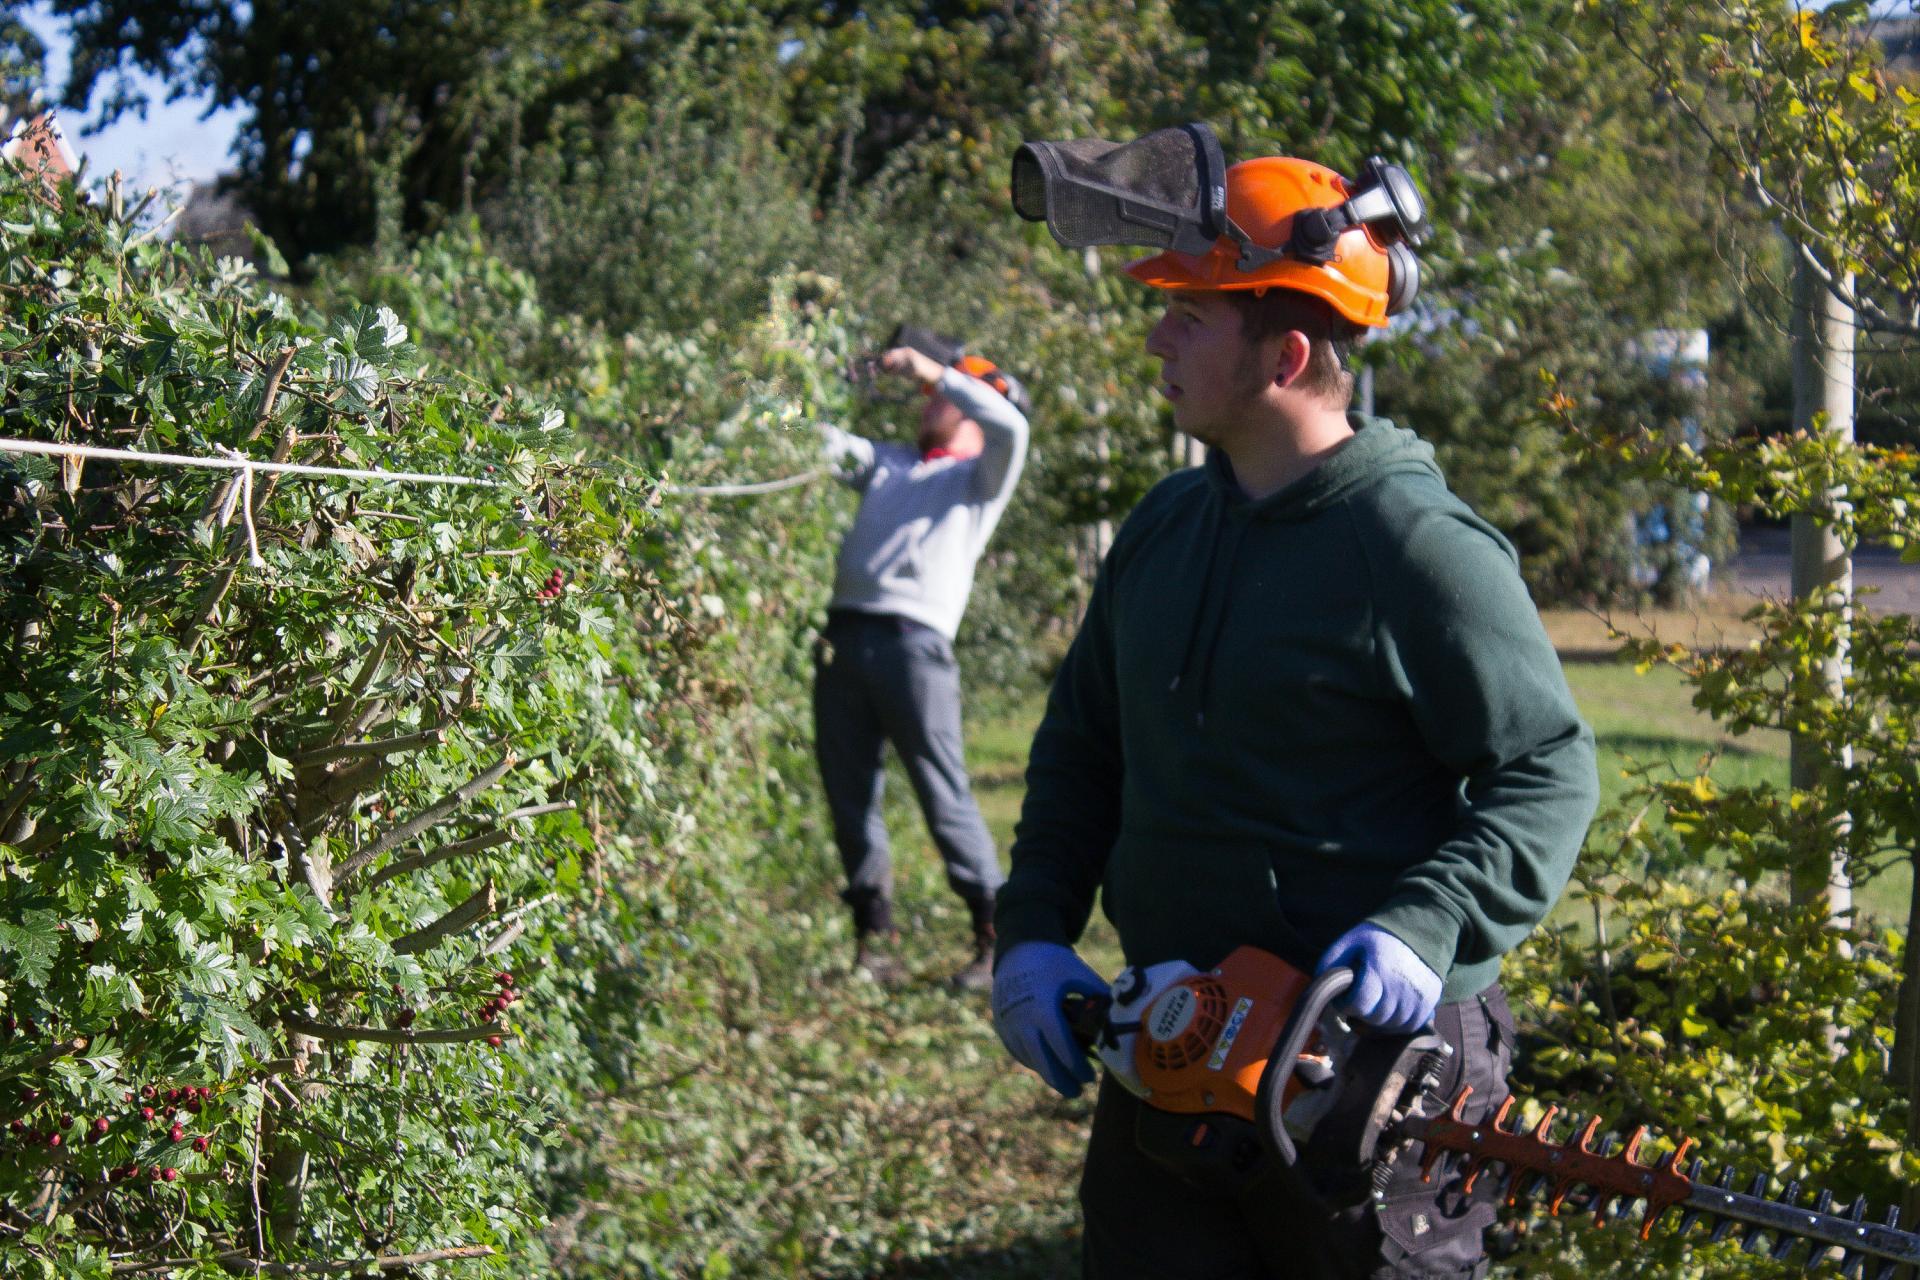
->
140, 1107, 155, 1122
161, 1167, 178, 1182
165, 1088, 181, 1104
122, 1090, 134, 1103
92, 1118, 108, 1135
19, 1088, 39, 1105
141, 1086, 156, 1101
163, 1106, 176, 1119
169, 1124, 185, 1143
192, 1135, 209, 1153
46, 1133, 60, 1148
394, 1009, 415, 1029
59, 1112, 72, 1128
186, 1097, 202, 1114
8, 1120, 23, 1134
495, 971, 514, 988
486, 1035, 503, 1048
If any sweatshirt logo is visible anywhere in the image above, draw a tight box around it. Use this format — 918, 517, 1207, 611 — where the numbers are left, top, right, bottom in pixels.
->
1207, 997, 1254, 1072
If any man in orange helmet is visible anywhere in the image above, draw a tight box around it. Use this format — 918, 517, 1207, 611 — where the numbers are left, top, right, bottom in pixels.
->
994, 133, 1597, 1276
814, 334, 1030, 992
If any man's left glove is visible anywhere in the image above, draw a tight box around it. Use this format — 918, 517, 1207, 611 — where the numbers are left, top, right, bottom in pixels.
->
1316, 923, 1443, 1035
992, 941, 1105, 1098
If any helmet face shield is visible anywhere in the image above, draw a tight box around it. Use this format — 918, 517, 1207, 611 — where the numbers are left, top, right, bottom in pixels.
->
1012, 125, 1431, 327
1012, 123, 1227, 258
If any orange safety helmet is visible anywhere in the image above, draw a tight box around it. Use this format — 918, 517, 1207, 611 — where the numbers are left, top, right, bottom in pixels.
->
1125, 156, 1413, 328
924, 353, 1031, 415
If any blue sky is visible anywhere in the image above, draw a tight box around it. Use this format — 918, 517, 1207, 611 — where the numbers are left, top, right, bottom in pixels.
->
19, 2, 242, 191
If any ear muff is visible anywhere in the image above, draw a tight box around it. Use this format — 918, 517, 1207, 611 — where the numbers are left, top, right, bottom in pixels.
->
1384, 241, 1419, 317
1275, 160, 1426, 315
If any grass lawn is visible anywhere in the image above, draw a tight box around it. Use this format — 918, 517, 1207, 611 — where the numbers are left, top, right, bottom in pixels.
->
562, 595, 1901, 1279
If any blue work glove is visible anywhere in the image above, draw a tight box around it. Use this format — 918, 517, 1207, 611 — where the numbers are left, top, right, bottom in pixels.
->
991, 941, 1105, 1098
1316, 923, 1444, 1035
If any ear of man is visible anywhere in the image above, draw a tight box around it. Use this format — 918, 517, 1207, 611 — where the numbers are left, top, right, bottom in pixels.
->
1226, 288, 1365, 407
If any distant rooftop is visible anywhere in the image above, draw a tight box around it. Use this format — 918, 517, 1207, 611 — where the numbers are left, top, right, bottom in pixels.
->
2, 110, 80, 186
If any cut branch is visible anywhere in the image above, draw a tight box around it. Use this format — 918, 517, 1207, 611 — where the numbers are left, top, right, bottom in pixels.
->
480, 921, 524, 958
109, 1244, 494, 1274
327, 624, 394, 735
502, 800, 575, 821
359, 828, 509, 895
0, 1036, 88, 1082
391, 882, 497, 956
280, 1013, 508, 1047
297, 727, 445, 769
334, 753, 514, 883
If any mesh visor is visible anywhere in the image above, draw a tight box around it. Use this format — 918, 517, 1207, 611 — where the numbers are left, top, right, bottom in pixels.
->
1012, 123, 1225, 257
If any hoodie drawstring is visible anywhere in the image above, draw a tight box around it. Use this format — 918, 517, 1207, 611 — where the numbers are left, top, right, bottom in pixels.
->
1191, 519, 1249, 727
1169, 498, 1224, 698
1169, 498, 1249, 727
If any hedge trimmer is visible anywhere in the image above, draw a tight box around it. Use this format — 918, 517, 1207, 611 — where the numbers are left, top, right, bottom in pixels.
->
1066, 946, 1920, 1277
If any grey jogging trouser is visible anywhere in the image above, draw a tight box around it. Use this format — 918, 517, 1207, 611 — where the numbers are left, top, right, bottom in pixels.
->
812, 610, 1003, 924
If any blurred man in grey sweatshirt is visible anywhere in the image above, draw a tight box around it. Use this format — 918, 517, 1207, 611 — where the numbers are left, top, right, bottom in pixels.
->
815, 342, 1030, 991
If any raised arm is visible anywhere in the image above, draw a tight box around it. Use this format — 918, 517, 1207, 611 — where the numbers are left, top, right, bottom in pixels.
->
936, 366, 1029, 503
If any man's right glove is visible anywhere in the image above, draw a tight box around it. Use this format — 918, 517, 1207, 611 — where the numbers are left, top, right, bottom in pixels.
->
1316, 923, 1443, 1035
991, 941, 1105, 1098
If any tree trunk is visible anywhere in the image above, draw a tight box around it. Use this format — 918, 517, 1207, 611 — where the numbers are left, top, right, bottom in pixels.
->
1786, 244, 1854, 925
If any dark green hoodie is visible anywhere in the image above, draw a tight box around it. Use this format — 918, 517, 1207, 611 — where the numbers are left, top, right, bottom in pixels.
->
996, 415, 1598, 1002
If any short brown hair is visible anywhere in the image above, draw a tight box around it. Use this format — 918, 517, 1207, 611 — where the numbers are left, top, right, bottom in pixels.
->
1225, 289, 1366, 406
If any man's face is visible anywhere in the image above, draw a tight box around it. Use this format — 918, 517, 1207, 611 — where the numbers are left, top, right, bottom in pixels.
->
1144, 291, 1272, 448
917, 392, 967, 453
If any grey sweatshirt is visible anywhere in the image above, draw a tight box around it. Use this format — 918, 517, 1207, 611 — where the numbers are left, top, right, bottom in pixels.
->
820, 366, 1029, 638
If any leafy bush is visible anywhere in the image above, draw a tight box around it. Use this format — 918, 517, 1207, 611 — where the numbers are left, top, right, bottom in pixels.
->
0, 167, 810, 1276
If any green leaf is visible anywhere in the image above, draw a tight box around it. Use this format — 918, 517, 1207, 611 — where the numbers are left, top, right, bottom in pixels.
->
0, 909, 61, 987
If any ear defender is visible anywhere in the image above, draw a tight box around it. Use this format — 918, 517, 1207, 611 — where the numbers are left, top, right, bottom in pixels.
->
1384, 242, 1419, 317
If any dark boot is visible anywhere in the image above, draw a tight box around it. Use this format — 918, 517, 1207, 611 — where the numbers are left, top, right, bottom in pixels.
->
853, 929, 909, 988
949, 896, 996, 993
849, 894, 908, 988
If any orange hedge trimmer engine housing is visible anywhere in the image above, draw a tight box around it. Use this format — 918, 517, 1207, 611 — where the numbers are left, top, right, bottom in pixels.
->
1072, 945, 1444, 1198
1125, 946, 1316, 1122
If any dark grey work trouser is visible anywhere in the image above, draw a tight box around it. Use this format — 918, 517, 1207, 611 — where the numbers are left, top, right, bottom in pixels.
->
811, 610, 1003, 921
1081, 986, 1517, 1280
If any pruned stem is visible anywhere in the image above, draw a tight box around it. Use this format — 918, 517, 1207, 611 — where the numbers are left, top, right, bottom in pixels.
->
298, 727, 445, 768
280, 1014, 508, 1047
502, 800, 575, 821
108, 1243, 494, 1274
327, 625, 395, 735
333, 754, 514, 883
358, 828, 508, 895
0, 1037, 87, 1084
391, 882, 497, 956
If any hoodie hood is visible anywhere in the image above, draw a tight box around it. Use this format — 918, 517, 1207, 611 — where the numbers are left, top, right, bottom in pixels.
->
1203, 412, 1442, 521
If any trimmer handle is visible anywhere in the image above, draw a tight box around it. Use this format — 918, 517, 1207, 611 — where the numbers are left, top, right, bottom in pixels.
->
1062, 990, 1112, 1052
1253, 966, 1354, 1166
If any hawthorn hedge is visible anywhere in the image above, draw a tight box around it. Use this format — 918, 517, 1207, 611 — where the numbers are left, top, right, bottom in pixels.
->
0, 169, 844, 1276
